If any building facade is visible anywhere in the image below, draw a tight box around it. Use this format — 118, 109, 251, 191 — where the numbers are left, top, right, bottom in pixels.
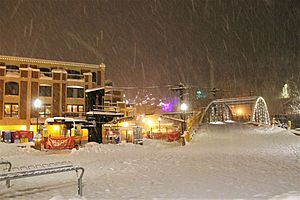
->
0, 55, 105, 132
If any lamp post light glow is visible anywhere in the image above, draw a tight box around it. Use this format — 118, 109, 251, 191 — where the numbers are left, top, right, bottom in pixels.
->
34, 99, 42, 134
122, 122, 129, 127
180, 103, 188, 112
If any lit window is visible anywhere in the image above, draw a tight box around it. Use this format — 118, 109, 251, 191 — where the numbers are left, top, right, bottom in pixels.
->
67, 105, 72, 112
39, 104, 51, 117
66, 104, 84, 112
39, 85, 52, 97
4, 103, 19, 118
78, 105, 84, 112
5, 82, 19, 96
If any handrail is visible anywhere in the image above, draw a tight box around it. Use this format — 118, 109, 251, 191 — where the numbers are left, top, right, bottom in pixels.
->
0, 160, 12, 187
0, 161, 84, 196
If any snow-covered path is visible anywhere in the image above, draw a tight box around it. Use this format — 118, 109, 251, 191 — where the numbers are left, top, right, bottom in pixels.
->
0, 123, 299, 199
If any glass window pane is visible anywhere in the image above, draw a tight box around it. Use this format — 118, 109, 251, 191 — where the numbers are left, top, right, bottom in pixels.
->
78, 105, 84, 112
72, 105, 77, 112
78, 88, 84, 98
5, 82, 19, 95
4, 103, 18, 117
67, 88, 84, 98
67, 88, 73, 98
4, 104, 11, 116
67, 105, 72, 112
39, 86, 52, 97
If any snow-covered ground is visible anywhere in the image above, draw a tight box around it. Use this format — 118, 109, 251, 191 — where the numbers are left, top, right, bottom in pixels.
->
0, 123, 299, 200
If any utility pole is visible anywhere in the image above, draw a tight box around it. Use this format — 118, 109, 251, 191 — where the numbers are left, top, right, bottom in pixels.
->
170, 83, 188, 104
171, 83, 188, 146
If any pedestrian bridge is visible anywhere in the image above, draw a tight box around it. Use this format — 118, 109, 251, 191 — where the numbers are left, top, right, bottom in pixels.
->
199, 96, 270, 125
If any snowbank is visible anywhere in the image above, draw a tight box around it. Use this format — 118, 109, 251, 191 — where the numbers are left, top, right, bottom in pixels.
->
0, 123, 299, 199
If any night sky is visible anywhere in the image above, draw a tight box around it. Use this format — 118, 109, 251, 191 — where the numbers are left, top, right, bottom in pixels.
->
0, 0, 299, 112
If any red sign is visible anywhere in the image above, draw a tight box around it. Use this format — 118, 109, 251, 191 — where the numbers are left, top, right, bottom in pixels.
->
166, 132, 180, 142
44, 137, 75, 150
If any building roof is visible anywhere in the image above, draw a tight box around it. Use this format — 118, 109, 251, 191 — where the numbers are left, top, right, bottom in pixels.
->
0, 55, 105, 70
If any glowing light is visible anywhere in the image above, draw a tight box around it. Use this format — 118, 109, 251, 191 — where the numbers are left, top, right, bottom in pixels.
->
160, 98, 179, 112
53, 125, 60, 131
122, 122, 129, 127
281, 84, 289, 99
236, 108, 243, 115
180, 103, 188, 111
34, 99, 42, 108
147, 120, 154, 127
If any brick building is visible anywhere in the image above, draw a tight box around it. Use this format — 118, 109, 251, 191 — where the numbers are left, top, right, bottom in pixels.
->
0, 55, 105, 132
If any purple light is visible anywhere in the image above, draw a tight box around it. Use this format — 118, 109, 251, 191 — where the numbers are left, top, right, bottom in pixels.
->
160, 98, 179, 112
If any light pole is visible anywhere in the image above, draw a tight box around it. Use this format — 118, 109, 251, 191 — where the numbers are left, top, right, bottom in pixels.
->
180, 103, 188, 146
158, 117, 161, 132
34, 99, 42, 134
147, 120, 154, 139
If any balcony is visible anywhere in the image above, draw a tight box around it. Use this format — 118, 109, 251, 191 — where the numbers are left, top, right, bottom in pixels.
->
40, 71, 52, 78
63, 112, 85, 118
6, 69, 20, 77
67, 74, 84, 80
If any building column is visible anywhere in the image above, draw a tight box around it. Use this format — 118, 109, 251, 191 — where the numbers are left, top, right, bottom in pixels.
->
0, 66, 5, 120
84, 72, 92, 90
52, 70, 66, 117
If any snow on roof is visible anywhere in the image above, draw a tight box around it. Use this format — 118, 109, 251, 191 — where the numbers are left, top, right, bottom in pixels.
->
85, 87, 105, 93
0, 55, 104, 69
86, 111, 124, 116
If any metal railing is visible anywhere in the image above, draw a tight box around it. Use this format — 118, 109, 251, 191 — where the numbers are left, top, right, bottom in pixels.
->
67, 74, 84, 80
6, 69, 20, 74
40, 71, 52, 77
93, 105, 120, 113
0, 161, 84, 196
0, 160, 12, 187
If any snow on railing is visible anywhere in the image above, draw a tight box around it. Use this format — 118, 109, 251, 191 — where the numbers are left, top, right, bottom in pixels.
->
0, 161, 85, 196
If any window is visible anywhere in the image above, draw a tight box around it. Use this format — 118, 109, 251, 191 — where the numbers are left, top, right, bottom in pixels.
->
113, 91, 121, 95
67, 70, 82, 79
4, 103, 19, 118
39, 68, 52, 77
39, 104, 51, 118
67, 105, 84, 113
39, 85, 52, 97
5, 82, 19, 95
92, 72, 97, 83
67, 86, 84, 98
6, 65, 19, 73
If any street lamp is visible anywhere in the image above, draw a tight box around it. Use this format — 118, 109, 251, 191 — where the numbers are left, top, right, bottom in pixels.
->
34, 99, 42, 134
147, 119, 154, 138
180, 103, 188, 145
158, 117, 161, 132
